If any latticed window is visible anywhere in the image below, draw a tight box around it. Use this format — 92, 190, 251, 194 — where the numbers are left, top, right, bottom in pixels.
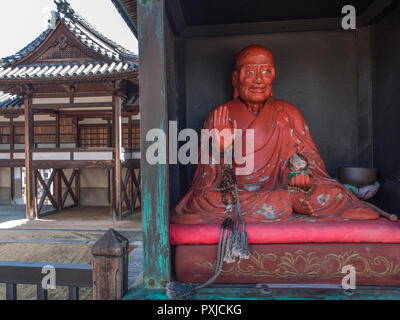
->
0, 126, 10, 144
122, 123, 140, 152
79, 126, 110, 147
60, 117, 77, 143
132, 126, 140, 151
34, 124, 56, 144
14, 126, 25, 144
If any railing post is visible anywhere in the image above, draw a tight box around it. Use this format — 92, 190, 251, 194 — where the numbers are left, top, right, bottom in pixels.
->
91, 229, 129, 300
6, 283, 17, 300
68, 286, 79, 300
36, 285, 48, 300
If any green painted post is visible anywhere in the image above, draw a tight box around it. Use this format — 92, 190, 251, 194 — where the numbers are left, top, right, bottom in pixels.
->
138, 0, 171, 290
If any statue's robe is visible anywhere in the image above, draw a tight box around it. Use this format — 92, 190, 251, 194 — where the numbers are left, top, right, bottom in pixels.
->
171, 98, 378, 224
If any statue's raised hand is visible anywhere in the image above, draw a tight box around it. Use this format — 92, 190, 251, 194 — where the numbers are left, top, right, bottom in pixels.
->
212, 105, 238, 153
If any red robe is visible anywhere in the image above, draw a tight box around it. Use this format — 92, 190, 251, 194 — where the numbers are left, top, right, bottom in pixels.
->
171, 98, 378, 224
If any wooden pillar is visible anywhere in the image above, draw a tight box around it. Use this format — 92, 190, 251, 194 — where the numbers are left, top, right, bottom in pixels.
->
10, 117, 14, 154
138, 0, 171, 289
75, 169, 80, 205
75, 117, 80, 148
55, 113, 60, 148
54, 169, 61, 211
113, 95, 122, 221
24, 96, 35, 220
10, 118, 14, 203
33, 170, 38, 219
10, 167, 14, 203
128, 115, 133, 149
91, 229, 129, 300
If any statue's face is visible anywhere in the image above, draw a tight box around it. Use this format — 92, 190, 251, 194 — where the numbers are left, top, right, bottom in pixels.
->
233, 47, 276, 104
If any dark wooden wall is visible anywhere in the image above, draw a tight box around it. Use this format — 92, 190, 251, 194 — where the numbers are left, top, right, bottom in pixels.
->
372, 3, 400, 214
166, 4, 399, 215
172, 29, 372, 202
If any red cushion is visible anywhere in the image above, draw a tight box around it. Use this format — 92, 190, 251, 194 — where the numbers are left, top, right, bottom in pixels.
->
170, 218, 400, 245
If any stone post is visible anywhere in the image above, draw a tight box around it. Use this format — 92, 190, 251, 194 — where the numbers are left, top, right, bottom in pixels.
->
92, 229, 129, 300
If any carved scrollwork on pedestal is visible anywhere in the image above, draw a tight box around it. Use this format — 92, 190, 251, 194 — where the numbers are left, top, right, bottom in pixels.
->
196, 250, 400, 279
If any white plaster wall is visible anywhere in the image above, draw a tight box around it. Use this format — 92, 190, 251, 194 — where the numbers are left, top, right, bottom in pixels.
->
79, 168, 109, 206
0, 168, 11, 204
0, 168, 11, 187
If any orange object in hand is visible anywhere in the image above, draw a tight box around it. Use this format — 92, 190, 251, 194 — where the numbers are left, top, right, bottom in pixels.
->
289, 172, 312, 188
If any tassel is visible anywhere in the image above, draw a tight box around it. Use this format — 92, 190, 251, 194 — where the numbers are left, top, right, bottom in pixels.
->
167, 217, 234, 300
166, 282, 196, 300
223, 228, 236, 264
230, 228, 241, 257
237, 230, 250, 259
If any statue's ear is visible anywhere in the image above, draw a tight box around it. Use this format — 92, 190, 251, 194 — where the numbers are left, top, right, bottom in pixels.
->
232, 71, 239, 99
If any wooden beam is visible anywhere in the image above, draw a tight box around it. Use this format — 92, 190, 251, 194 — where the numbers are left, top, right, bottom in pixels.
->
32, 102, 113, 110
165, 0, 186, 35
183, 17, 343, 38
0, 160, 25, 168
31, 160, 114, 169
60, 169, 79, 207
114, 96, 122, 221
24, 96, 35, 220
37, 169, 57, 214
138, 0, 171, 290
359, 0, 393, 26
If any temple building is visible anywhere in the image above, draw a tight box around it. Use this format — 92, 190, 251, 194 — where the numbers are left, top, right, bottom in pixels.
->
0, 0, 140, 220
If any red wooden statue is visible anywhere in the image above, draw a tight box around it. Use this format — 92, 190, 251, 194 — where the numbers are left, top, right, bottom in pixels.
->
171, 45, 379, 224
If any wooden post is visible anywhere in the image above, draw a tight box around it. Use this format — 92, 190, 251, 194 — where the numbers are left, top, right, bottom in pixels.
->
128, 115, 133, 149
54, 169, 61, 211
24, 96, 35, 220
113, 95, 122, 221
10, 118, 14, 203
10, 167, 14, 204
33, 170, 38, 219
55, 113, 60, 148
75, 169, 80, 205
10, 117, 14, 154
138, 0, 171, 289
91, 229, 129, 300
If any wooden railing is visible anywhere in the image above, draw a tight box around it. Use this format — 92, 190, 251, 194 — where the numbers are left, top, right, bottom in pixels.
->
0, 261, 92, 300
0, 229, 130, 300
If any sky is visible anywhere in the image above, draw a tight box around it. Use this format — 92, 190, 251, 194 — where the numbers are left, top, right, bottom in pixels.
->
0, 0, 138, 59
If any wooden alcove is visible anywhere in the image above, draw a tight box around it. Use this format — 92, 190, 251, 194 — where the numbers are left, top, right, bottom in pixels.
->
117, 0, 400, 299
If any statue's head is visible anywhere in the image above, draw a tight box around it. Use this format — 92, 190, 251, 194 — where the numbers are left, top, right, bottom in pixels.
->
232, 45, 276, 103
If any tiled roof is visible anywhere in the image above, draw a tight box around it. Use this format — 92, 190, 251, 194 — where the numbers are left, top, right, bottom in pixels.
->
0, 29, 52, 67
0, 92, 24, 110
111, 0, 138, 39
0, 61, 137, 80
0, 0, 138, 68
0, 1, 139, 109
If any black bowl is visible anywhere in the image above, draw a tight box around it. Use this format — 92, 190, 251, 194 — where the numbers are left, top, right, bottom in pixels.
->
338, 167, 377, 187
